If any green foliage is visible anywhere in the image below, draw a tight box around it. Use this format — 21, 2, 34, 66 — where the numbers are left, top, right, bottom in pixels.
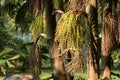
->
1, 0, 25, 17
0, 48, 20, 74
0, 0, 33, 33
0, 24, 13, 50
0, 48, 13, 58
15, 8, 34, 33
55, 11, 83, 50
40, 73, 52, 80
0, 13, 16, 50
0, 41, 34, 75
112, 49, 120, 69
0, 13, 33, 74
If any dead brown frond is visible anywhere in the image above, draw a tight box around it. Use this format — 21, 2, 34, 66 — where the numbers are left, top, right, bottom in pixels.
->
27, 0, 44, 16
69, 0, 88, 12
102, 13, 119, 56
29, 36, 41, 75
65, 51, 85, 75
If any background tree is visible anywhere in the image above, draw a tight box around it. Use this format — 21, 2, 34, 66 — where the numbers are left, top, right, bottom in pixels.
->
101, 0, 120, 79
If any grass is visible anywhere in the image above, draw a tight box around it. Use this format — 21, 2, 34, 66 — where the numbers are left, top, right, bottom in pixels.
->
0, 77, 3, 80
74, 72, 87, 80
40, 72, 52, 80
0, 70, 120, 80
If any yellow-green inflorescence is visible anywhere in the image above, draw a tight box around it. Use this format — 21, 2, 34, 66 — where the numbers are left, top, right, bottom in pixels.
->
55, 11, 83, 50
30, 13, 44, 39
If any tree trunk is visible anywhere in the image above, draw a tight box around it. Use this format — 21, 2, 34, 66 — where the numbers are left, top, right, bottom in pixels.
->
86, 0, 99, 80
101, 0, 113, 79
101, 55, 111, 79
52, 42, 67, 80
29, 34, 41, 80
44, 0, 67, 80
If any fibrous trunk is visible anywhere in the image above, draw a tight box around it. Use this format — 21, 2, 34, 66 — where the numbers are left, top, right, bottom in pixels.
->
101, 0, 119, 79
86, 0, 99, 80
44, 0, 67, 80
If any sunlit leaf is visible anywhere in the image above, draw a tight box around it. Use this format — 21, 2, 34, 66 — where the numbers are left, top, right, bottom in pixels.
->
0, 60, 6, 65
0, 48, 13, 57
6, 60, 15, 68
8, 55, 20, 60
114, 59, 118, 63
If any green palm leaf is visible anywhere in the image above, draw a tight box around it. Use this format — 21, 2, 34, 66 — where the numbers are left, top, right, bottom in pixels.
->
0, 60, 6, 65
6, 60, 15, 68
8, 55, 20, 60
0, 48, 13, 58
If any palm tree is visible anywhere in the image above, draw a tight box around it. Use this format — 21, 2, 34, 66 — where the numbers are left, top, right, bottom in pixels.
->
85, 0, 99, 79
101, 0, 120, 79
44, 0, 67, 80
